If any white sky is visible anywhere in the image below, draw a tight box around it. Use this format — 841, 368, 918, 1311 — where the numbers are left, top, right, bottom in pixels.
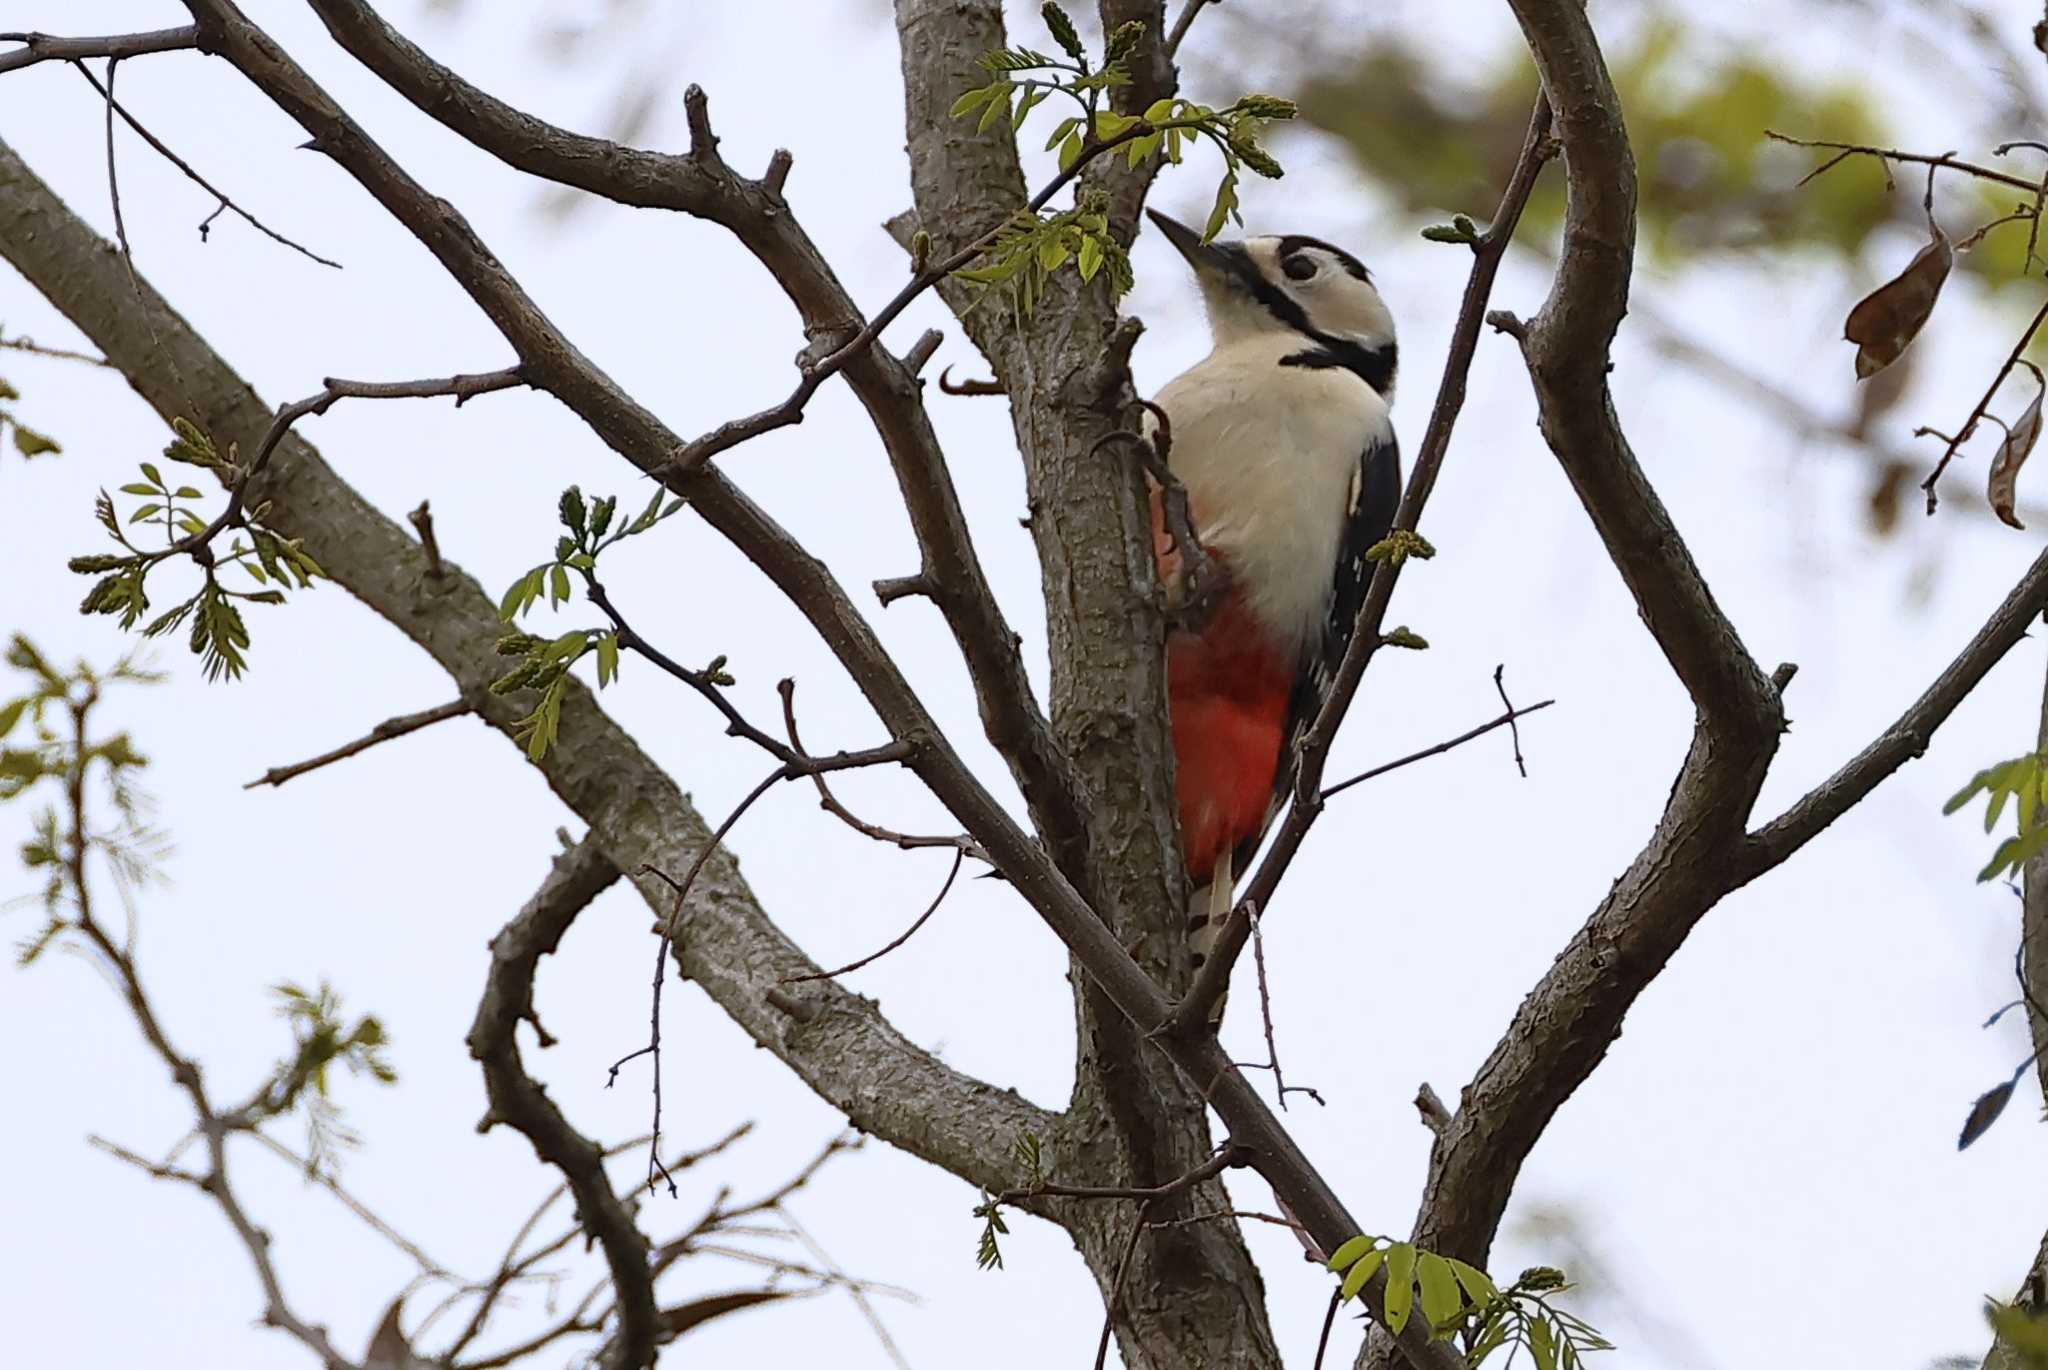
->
5, 3, 2048, 1368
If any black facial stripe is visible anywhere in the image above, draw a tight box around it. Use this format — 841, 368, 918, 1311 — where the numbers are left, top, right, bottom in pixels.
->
1275, 234, 1371, 282
1213, 242, 1394, 394
1281, 342, 1398, 396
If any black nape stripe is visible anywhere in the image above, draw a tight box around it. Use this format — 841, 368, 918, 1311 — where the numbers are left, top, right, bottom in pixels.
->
1281, 342, 1398, 395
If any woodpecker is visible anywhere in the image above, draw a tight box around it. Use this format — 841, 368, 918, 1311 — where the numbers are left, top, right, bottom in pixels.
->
1141, 210, 1401, 1002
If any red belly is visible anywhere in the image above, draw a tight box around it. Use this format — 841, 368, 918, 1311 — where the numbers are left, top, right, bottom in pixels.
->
1168, 590, 1294, 886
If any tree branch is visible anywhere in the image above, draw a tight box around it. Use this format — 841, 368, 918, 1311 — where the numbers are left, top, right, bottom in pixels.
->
0, 26, 197, 75
466, 836, 661, 1370
1744, 547, 2048, 869
243, 698, 473, 788
1496, 0, 1781, 748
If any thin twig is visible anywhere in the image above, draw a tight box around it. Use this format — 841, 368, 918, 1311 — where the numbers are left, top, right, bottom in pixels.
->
141, 369, 526, 576
1766, 130, 2045, 195
65, 59, 341, 268
245, 1130, 456, 1279
0, 334, 112, 366
1492, 665, 1530, 777
1321, 697, 1555, 800
243, 698, 471, 788
1919, 296, 2048, 513
779, 678, 983, 856
1094, 1215, 1149, 1370
623, 743, 910, 1190
1241, 907, 1324, 1110
1313, 1290, 1344, 1370
1164, 0, 1214, 57
780, 848, 965, 984
408, 500, 444, 577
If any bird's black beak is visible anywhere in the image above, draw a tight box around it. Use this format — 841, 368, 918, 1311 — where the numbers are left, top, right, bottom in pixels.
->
1147, 209, 1233, 280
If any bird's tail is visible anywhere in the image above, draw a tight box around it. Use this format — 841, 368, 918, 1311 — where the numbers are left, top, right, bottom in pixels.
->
1185, 848, 1234, 1027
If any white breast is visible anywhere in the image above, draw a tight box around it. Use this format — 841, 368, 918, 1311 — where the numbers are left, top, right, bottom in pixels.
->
1150, 334, 1391, 654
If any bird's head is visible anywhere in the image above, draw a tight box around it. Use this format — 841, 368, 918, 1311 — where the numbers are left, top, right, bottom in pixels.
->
1147, 209, 1397, 398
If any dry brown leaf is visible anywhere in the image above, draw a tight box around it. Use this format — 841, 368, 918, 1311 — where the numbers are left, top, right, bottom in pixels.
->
1845, 222, 1953, 379
1989, 360, 2045, 529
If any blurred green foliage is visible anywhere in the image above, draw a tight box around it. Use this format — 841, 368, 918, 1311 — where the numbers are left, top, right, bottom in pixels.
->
1296, 20, 2042, 289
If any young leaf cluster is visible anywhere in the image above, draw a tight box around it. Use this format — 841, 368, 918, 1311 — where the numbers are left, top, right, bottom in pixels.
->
0, 375, 61, 458
493, 485, 685, 759
267, 979, 398, 1176
66, 420, 323, 681
1945, 752, 2048, 881
947, 4, 1296, 310
953, 192, 1133, 312
1326, 1239, 1610, 1368
0, 636, 164, 956
968, 1133, 1047, 1272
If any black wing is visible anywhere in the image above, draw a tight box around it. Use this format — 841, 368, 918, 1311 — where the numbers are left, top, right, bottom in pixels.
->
1231, 423, 1402, 876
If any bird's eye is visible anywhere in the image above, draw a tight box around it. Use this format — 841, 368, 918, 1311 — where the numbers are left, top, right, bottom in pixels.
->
1282, 255, 1318, 282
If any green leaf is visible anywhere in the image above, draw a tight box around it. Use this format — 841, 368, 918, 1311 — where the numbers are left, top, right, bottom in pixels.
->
1044, 116, 1080, 152
1339, 1247, 1386, 1303
0, 698, 25, 740
119, 483, 159, 497
1204, 169, 1239, 242
1530, 1316, 1559, 1370
1058, 129, 1084, 172
951, 84, 999, 119
172, 486, 204, 499
11, 425, 59, 457
596, 632, 621, 688
1327, 1236, 1375, 1272
1416, 1251, 1462, 1330
139, 462, 164, 488
1446, 1258, 1497, 1305
1078, 235, 1105, 281
977, 85, 1014, 134
1041, 2, 1084, 60
1014, 83, 1049, 127
128, 504, 162, 524
1382, 1242, 1416, 1333
497, 569, 538, 621
549, 564, 571, 607
559, 485, 587, 535
1093, 110, 1135, 140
